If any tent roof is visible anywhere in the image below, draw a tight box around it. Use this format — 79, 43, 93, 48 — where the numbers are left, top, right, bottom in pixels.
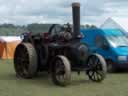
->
0, 36, 21, 42
100, 17, 128, 32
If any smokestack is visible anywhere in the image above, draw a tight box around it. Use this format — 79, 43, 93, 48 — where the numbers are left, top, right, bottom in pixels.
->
72, 2, 80, 39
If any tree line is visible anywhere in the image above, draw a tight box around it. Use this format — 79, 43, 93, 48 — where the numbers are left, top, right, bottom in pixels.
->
0, 23, 97, 36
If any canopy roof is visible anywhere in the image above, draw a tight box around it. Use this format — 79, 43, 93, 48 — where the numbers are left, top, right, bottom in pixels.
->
0, 36, 21, 42
100, 17, 128, 33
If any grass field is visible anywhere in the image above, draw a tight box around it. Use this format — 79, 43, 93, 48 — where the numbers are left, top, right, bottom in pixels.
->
0, 60, 128, 96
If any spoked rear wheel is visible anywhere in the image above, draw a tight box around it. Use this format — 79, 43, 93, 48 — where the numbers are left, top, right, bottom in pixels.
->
51, 55, 71, 86
86, 54, 107, 82
14, 43, 37, 79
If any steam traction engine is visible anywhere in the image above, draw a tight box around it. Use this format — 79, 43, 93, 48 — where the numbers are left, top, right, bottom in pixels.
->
14, 3, 107, 86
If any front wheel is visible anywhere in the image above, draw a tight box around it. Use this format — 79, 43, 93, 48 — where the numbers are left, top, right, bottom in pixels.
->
51, 55, 71, 86
86, 54, 107, 82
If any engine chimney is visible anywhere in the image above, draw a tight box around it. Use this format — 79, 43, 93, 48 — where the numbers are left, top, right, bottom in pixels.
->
72, 2, 80, 39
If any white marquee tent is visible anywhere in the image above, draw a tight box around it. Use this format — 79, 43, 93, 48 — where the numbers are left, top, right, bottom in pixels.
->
100, 17, 128, 33
0, 36, 21, 59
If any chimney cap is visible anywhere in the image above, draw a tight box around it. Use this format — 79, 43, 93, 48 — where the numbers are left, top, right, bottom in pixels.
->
72, 2, 80, 7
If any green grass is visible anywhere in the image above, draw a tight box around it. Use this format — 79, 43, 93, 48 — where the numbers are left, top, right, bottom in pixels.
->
0, 60, 128, 96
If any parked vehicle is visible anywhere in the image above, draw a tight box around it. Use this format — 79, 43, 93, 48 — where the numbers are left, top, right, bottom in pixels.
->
81, 28, 128, 72
14, 3, 107, 86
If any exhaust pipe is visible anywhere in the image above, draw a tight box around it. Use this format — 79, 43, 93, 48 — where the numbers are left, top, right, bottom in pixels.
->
72, 2, 80, 39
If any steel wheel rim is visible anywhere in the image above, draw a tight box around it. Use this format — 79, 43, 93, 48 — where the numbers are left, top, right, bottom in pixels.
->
87, 55, 104, 81
14, 44, 29, 77
55, 59, 66, 83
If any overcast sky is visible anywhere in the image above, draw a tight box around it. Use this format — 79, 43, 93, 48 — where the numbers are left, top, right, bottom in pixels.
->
0, 0, 128, 25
